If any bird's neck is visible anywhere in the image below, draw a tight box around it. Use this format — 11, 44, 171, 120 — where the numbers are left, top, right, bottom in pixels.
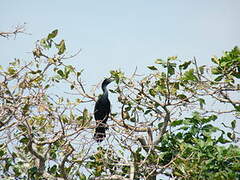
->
102, 86, 108, 97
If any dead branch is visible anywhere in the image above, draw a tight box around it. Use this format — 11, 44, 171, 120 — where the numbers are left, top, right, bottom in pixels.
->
0, 23, 29, 39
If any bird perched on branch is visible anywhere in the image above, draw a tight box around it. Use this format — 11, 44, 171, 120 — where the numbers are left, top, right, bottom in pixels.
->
94, 78, 113, 142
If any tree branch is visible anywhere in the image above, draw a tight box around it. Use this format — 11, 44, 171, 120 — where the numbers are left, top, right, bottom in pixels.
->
27, 139, 45, 174
0, 23, 29, 39
59, 144, 74, 180
154, 106, 170, 145
89, 175, 130, 180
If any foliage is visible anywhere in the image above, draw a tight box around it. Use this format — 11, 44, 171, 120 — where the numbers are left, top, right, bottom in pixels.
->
0, 30, 239, 179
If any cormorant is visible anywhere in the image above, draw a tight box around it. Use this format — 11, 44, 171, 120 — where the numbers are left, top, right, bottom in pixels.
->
94, 78, 112, 142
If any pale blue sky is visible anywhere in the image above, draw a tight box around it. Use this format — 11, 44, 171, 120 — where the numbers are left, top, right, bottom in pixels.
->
1, 0, 240, 85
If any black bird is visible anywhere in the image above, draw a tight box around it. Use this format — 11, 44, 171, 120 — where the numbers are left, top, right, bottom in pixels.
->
94, 78, 112, 142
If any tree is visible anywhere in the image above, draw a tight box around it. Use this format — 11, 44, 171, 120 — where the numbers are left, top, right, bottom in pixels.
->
0, 30, 239, 180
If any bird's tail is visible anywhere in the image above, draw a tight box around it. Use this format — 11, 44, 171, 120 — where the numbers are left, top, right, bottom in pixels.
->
94, 126, 106, 142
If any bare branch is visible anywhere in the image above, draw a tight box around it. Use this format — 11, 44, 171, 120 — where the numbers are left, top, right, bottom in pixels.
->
193, 56, 201, 81
111, 117, 158, 132
59, 144, 74, 180
0, 23, 30, 39
27, 139, 45, 174
129, 161, 135, 180
154, 106, 170, 145
89, 175, 130, 180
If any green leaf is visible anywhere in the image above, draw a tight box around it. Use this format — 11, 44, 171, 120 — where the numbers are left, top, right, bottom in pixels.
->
7, 67, 16, 75
80, 174, 87, 180
144, 109, 151, 114
168, 56, 177, 61
48, 164, 57, 174
203, 115, 217, 123
171, 120, 183, 127
149, 89, 157, 96
177, 94, 188, 102
29, 70, 42, 74
179, 61, 191, 70
47, 29, 58, 40
211, 56, 219, 64
155, 59, 165, 64
199, 65, 205, 74
234, 105, 240, 112
18, 124, 27, 132
23, 104, 30, 115
57, 69, 64, 78
45, 84, 50, 89
50, 150, 57, 159
77, 70, 83, 78
40, 38, 48, 48
110, 70, 125, 84
0, 149, 5, 157
158, 122, 164, 129
147, 66, 158, 70
180, 126, 189, 130
220, 61, 229, 67
218, 134, 230, 144
56, 40, 66, 55
202, 124, 218, 133
231, 120, 236, 129
28, 166, 38, 175
13, 167, 21, 176
227, 132, 232, 140
214, 75, 224, 81
20, 137, 29, 144
211, 67, 221, 74
182, 69, 198, 81
198, 98, 205, 109
168, 65, 175, 76
233, 72, 240, 79
82, 108, 90, 125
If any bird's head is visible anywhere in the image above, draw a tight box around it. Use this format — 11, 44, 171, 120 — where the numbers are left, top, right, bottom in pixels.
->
102, 78, 113, 89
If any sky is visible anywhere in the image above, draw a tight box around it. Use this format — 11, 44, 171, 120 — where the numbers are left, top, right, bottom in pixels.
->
1, 0, 240, 85
1, 1, 240, 135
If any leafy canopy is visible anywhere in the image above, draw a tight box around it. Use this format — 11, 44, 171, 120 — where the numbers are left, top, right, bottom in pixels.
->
0, 30, 239, 180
